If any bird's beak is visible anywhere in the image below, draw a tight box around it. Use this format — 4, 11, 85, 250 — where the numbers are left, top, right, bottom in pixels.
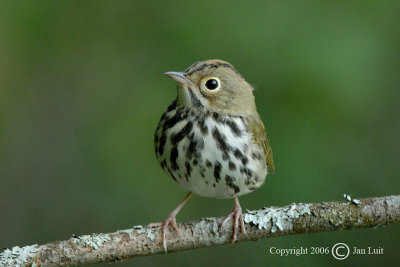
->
164, 71, 193, 87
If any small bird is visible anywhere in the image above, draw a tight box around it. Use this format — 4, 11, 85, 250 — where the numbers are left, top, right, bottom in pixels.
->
153, 59, 274, 251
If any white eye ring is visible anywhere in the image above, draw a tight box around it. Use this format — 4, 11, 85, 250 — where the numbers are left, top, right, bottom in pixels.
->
202, 77, 221, 92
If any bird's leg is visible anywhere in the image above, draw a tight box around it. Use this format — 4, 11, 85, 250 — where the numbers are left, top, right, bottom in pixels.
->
221, 197, 246, 245
149, 192, 192, 252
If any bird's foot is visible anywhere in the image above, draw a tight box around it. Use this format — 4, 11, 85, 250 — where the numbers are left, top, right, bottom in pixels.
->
221, 197, 246, 245
149, 212, 180, 253
148, 192, 192, 253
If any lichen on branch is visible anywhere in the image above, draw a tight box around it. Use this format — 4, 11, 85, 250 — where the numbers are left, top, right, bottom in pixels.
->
1, 195, 399, 266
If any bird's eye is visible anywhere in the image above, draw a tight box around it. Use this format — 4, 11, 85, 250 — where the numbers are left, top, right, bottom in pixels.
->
205, 78, 219, 90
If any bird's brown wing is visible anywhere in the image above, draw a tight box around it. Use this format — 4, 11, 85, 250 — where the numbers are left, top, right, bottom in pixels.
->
247, 115, 274, 173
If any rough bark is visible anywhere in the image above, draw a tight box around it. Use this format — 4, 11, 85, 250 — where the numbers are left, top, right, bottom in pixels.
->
1, 195, 399, 266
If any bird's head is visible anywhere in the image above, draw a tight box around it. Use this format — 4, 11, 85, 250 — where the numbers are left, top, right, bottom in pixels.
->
165, 59, 257, 116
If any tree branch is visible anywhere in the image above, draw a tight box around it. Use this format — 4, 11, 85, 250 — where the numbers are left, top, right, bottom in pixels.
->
1, 195, 399, 266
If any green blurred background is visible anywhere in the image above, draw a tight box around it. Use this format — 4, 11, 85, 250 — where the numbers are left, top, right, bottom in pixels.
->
1, 1, 399, 266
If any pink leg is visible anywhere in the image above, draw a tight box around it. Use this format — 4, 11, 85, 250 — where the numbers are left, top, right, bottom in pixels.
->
221, 197, 246, 245
149, 192, 192, 252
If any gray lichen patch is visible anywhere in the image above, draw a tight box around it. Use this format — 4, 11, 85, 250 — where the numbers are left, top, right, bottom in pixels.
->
111, 229, 134, 243
72, 233, 111, 249
137, 228, 156, 241
1, 245, 39, 266
362, 195, 400, 226
193, 217, 222, 245
384, 195, 400, 213
244, 204, 311, 233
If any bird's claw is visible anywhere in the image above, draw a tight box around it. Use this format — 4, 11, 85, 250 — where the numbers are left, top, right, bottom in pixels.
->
221, 198, 246, 245
150, 192, 192, 253
150, 213, 180, 253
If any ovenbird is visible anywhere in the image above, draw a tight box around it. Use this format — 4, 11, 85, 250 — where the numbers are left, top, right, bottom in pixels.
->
153, 59, 274, 251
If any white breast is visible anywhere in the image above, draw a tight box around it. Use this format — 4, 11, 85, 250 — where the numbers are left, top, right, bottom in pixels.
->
155, 108, 268, 199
